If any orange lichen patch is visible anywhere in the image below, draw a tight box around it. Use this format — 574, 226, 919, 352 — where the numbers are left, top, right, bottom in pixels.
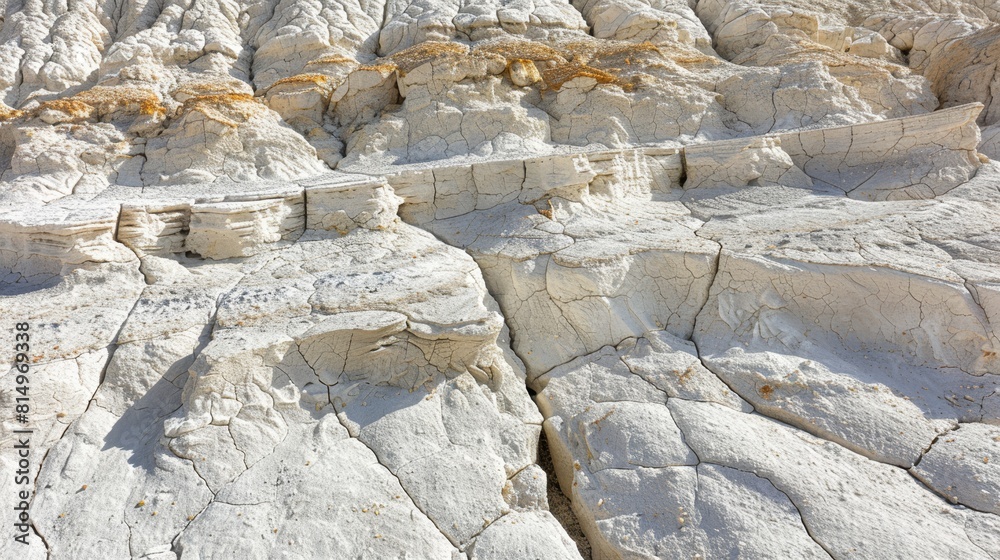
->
0, 103, 25, 122
667, 52, 720, 65
270, 73, 335, 88
597, 40, 717, 67
34, 86, 166, 121
78, 86, 165, 117
306, 54, 357, 67
267, 73, 338, 95
356, 62, 399, 75
179, 93, 268, 127
565, 40, 660, 65
758, 384, 775, 400
576, 39, 717, 72
386, 40, 470, 74
541, 62, 625, 91
528, 39, 691, 91
139, 98, 165, 116
676, 366, 695, 384
473, 38, 568, 64
39, 98, 96, 119
173, 80, 253, 102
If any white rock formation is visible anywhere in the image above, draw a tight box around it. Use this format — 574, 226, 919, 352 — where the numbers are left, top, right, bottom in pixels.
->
1, 0, 999, 559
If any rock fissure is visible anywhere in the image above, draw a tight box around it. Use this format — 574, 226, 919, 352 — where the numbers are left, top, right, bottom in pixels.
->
330, 412, 460, 551
3, 0, 1000, 557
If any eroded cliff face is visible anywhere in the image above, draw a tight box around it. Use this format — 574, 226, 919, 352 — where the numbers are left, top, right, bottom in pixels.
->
0, 1, 998, 559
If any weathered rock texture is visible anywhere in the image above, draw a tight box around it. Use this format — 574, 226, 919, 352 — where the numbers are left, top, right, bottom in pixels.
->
1, 0, 999, 559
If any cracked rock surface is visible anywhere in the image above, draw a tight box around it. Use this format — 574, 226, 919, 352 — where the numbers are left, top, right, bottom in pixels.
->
1, 0, 1000, 558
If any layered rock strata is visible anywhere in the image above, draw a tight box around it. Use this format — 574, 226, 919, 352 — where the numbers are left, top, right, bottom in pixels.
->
1, 0, 1000, 559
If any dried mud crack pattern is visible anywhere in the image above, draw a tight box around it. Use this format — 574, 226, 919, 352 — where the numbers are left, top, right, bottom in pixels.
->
1, 0, 1000, 559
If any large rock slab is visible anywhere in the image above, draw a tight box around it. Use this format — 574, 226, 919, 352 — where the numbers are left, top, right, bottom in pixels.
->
2, 1, 1000, 558
2, 178, 580, 558
418, 151, 719, 378
912, 422, 1000, 514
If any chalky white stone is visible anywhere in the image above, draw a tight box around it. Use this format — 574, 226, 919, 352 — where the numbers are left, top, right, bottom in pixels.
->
0, 0, 998, 558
